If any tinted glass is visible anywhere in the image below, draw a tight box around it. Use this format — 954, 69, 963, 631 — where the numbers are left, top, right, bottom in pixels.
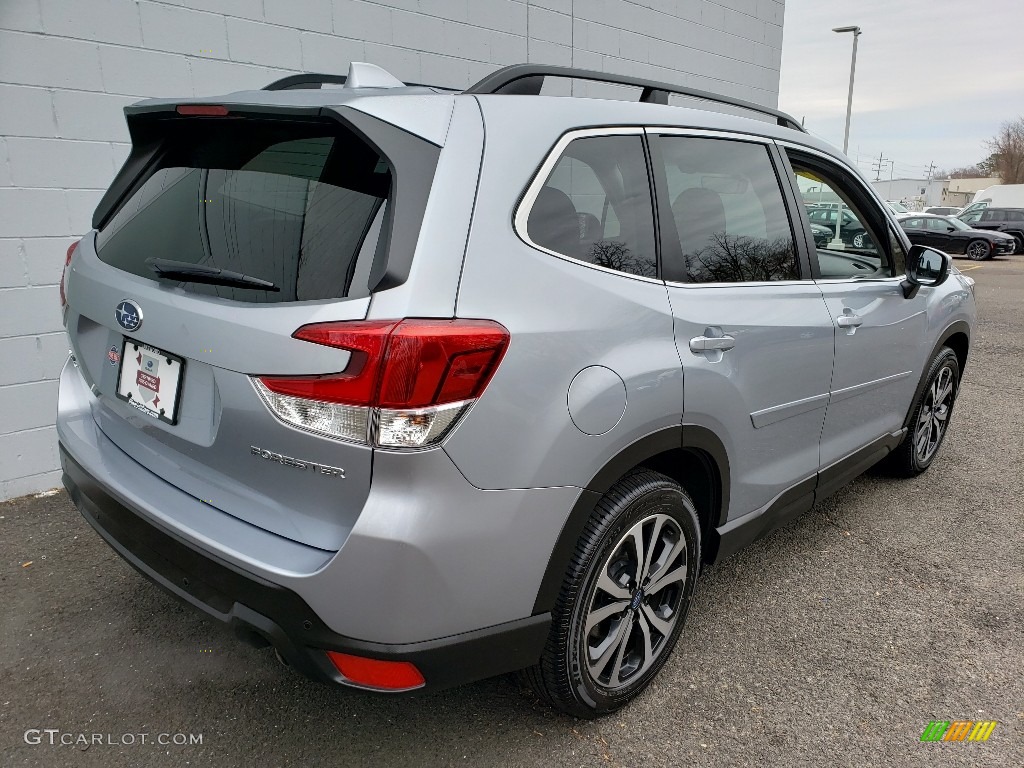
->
789, 154, 893, 279
901, 218, 924, 229
961, 211, 981, 223
981, 210, 998, 221
925, 217, 951, 231
658, 137, 798, 283
96, 120, 390, 303
1007, 210, 1024, 222
527, 135, 656, 278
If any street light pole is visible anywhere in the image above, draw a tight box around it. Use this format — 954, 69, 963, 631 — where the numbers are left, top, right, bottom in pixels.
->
833, 25, 861, 155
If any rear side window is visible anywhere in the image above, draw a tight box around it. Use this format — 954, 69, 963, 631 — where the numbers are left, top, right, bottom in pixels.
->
525, 135, 657, 279
95, 120, 390, 303
655, 136, 799, 283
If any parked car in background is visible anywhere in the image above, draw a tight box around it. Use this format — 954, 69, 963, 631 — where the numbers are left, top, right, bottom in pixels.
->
924, 206, 961, 216
885, 200, 909, 215
807, 206, 873, 248
957, 207, 1024, 254
898, 213, 1015, 260
810, 221, 835, 248
959, 183, 1024, 217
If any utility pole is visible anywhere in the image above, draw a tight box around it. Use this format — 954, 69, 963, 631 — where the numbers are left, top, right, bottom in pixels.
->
925, 161, 937, 207
925, 161, 936, 181
871, 151, 888, 181
888, 159, 896, 199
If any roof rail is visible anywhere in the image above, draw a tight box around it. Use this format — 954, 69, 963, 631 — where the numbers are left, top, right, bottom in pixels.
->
464, 64, 805, 132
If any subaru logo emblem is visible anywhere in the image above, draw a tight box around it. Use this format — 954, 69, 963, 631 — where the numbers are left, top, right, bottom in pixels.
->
115, 299, 143, 332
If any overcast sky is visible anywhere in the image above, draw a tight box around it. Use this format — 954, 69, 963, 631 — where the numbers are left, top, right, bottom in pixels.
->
778, 0, 1024, 180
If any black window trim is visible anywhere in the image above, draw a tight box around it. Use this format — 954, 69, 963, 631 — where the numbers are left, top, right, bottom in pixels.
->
646, 128, 813, 287
778, 141, 906, 283
512, 126, 665, 285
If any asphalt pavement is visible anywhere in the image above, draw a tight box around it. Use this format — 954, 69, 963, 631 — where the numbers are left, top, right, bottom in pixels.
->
2, 257, 1021, 768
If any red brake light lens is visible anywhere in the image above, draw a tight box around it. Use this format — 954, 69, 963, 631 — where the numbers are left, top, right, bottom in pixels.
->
258, 321, 398, 406
257, 319, 510, 409
60, 239, 80, 309
326, 651, 425, 690
378, 320, 511, 408
176, 104, 230, 116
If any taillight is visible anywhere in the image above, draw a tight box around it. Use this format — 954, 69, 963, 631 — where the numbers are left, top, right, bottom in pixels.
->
59, 239, 80, 309
254, 319, 510, 448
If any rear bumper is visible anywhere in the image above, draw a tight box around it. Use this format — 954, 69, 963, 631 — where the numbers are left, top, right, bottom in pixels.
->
61, 445, 550, 692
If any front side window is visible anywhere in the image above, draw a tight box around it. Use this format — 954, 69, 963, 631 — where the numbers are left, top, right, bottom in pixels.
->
788, 152, 894, 280
525, 134, 656, 278
961, 211, 982, 224
657, 136, 799, 283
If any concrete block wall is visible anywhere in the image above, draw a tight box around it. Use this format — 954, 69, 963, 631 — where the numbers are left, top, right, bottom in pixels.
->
0, 0, 785, 499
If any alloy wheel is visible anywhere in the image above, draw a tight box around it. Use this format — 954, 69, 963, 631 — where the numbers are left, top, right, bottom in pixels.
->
914, 363, 956, 463
581, 513, 688, 691
966, 240, 989, 260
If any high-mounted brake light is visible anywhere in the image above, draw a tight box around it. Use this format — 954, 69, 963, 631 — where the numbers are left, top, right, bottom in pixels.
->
176, 104, 230, 116
253, 319, 510, 448
60, 239, 80, 309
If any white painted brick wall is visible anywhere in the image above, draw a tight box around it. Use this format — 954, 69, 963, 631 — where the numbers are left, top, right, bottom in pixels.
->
0, 0, 784, 499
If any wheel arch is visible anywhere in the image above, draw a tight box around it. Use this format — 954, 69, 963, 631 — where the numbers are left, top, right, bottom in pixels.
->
902, 320, 971, 433
530, 424, 730, 615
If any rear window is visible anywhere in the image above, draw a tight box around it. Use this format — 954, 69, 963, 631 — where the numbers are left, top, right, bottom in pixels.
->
95, 119, 391, 303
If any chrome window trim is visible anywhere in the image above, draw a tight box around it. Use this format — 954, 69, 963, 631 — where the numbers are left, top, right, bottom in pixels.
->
814, 276, 905, 286
664, 278, 815, 289
643, 127, 774, 144
513, 126, 664, 285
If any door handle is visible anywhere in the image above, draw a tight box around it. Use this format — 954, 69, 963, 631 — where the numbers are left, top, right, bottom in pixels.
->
836, 313, 863, 328
689, 334, 736, 352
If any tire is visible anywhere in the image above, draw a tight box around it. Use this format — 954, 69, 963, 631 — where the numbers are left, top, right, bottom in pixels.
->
879, 347, 960, 478
966, 239, 990, 260
522, 470, 702, 718
1012, 235, 1023, 255
852, 232, 869, 249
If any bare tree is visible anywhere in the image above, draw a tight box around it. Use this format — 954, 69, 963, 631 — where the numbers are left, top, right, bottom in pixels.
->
587, 240, 656, 278
943, 166, 985, 179
988, 117, 1024, 184
686, 233, 799, 283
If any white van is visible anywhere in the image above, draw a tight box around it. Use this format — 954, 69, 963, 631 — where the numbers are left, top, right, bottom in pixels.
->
959, 184, 1024, 216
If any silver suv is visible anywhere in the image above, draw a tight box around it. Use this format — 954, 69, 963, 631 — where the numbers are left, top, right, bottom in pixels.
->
57, 63, 976, 718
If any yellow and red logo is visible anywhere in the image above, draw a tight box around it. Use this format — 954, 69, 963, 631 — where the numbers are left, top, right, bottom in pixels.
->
920, 720, 998, 742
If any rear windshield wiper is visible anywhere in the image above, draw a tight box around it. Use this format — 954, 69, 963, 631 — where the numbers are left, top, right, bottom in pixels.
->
146, 258, 280, 292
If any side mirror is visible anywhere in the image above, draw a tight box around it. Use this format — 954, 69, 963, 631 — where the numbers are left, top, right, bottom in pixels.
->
902, 245, 949, 298
947, 226, 956, 232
